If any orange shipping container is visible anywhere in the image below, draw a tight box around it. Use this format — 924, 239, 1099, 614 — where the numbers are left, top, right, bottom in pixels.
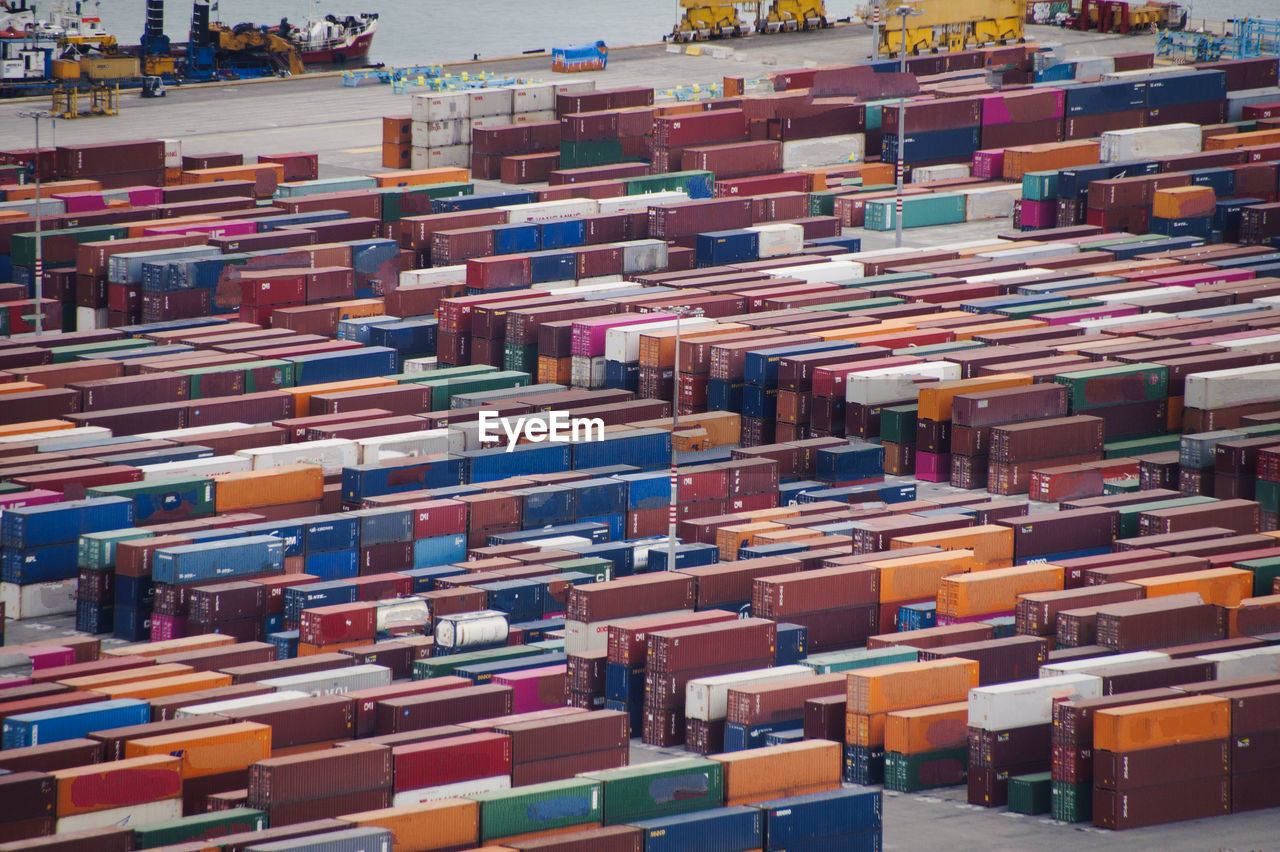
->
297, 640, 368, 657
1002, 140, 1100, 180
59, 662, 192, 691
1151, 186, 1217, 219
710, 740, 841, 805
283, 376, 398, 418
339, 798, 479, 852
717, 523, 784, 561
1, 179, 101, 201
1131, 568, 1253, 608
885, 701, 969, 754
889, 524, 1014, 568
632, 411, 741, 448
952, 320, 1046, 341
0, 419, 75, 437
937, 564, 1065, 618
92, 671, 232, 700
372, 167, 470, 188
846, 658, 979, 715
917, 373, 1033, 422
180, 163, 284, 198
1092, 696, 1229, 753
637, 324, 748, 369
0, 381, 46, 395
214, 463, 324, 512
870, 550, 977, 604
1204, 128, 1280, 150
125, 721, 271, 777
52, 754, 182, 816
100, 633, 235, 659
844, 712, 887, 747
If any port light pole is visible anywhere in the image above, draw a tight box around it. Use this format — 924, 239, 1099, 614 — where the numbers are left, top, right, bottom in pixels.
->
893, 4, 922, 249
17, 111, 54, 335
668, 305, 704, 571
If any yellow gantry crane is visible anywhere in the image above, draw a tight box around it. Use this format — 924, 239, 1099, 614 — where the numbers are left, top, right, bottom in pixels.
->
672, 0, 830, 41
878, 0, 1025, 55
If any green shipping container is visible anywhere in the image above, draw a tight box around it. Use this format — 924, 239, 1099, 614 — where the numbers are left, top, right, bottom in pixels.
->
580, 757, 724, 824
1077, 233, 1165, 251
504, 342, 538, 374
396, 364, 496, 388
415, 370, 532, 410
1116, 495, 1215, 538
1235, 556, 1280, 596
1054, 362, 1169, 411
1021, 171, 1058, 202
86, 475, 218, 522
1051, 780, 1091, 822
884, 747, 967, 793
809, 189, 860, 216
1256, 479, 1280, 514
547, 558, 612, 582
11, 225, 127, 269
528, 639, 565, 651
275, 176, 377, 198
132, 808, 266, 848
379, 183, 474, 221
622, 171, 714, 197
79, 528, 153, 571
996, 298, 1101, 320
560, 139, 625, 169
50, 338, 156, 364
880, 405, 918, 446
470, 778, 603, 840
893, 340, 985, 358
413, 645, 543, 679
180, 359, 294, 398
822, 296, 906, 313
1104, 434, 1179, 458
1007, 772, 1052, 815
1102, 477, 1140, 494
800, 646, 918, 674
864, 193, 966, 231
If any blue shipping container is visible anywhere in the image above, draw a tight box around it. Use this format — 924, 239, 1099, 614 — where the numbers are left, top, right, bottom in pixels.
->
2, 497, 134, 549
754, 787, 882, 846
539, 219, 585, 250
1, 542, 78, 584
775, 622, 807, 666
303, 514, 361, 553
516, 486, 575, 529
343, 457, 464, 503
491, 223, 541, 254
413, 535, 468, 569
303, 548, 360, 582
284, 581, 359, 623
568, 478, 627, 518
646, 542, 719, 572
403, 563, 468, 592
269, 629, 299, 660
529, 250, 579, 284
479, 579, 545, 621
695, 230, 759, 267
353, 507, 414, 547
633, 807, 763, 852
3, 699, 150, 748
464, 442, 572, 483
572, 429, 669, 471
237, 521, 304, 557
152, 536, 284, 585
287, 347, 398, 386
815, 444, 885, 483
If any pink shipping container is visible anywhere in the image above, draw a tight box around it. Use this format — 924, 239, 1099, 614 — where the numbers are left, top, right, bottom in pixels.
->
1020, 199, 1056, 229
29, 647, 75, 670
916, 451, 950, 483
493, 665, 569, 713
1037, 305, 1140, 325
391, 731, 512, 791
53, 192, 106, 213
978, 89, 1065, 125
150, 614, 187, 641
127, 186, 165, 206
972, 150, 1006, 179
0, 490, 63, 512
570, 312, 675, 357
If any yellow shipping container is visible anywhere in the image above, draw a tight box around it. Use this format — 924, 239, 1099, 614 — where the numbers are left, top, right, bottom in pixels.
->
1093, 696, 1229, 753
869, 549, 977, 604
937, 564, 1065, 618
371, 167, 470, 188
846, 658, 979, 716
885, 702, 969, 755
710, 740, 842, 805
91, 671, 231, 700
79, 56, 139, 80
917, 373, 1032, 422
125, 722, 271, 777
1131, 568, 1253, 608
51, 58, 81, 79
214, 463, 324, 512
340, 798, 479, 852
889, 524, 1014, 567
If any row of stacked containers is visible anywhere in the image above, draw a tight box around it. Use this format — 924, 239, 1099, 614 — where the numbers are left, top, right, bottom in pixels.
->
2, 46, 1280, 851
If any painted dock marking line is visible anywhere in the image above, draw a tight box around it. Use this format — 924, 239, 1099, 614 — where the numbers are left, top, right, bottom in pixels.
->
343, 145, 383, 154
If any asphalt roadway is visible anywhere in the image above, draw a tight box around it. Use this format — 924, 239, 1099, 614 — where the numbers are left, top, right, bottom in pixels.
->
5, 19, 1280, 850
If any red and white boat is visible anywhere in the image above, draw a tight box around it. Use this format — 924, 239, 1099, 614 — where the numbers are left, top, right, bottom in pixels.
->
278, 8, 377, 67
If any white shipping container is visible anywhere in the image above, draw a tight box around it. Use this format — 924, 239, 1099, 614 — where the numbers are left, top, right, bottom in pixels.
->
0, 197, 65, 217
513, 110, 558, 124
1073, 56, 1115, 78
412, 119, 467, 149
597, 191, 689, 215
968, 674, 1103, 730
1038, 651, 1169, 679
140, 423, 254, 441
979, 243, 1080, 262
966, 267, 1054, 285
469, 116, 510, 133
1221, 332, 1280, 349
1099, 123, 1201, 163
1101, 66, 1192, 81
0, 579, 76, 620
606, 316, 715, 363
0, 427, 111, 450
56, 799, 181, 833
511, 82, 556, 113
161, 138, 182, 168
500, 198, 599, 223
469, 87, 514, 118
75, 306, 107, 331
781, 133, 865, 169
237, 439, 358, 475
142, 455, 253, 480
686, 665, 815, 721
176, 690, 312, 718
402, 357, 439, 373
748, 223, 805, 258
621, 239, 670, 274
913, 163, 970, 182
1225, 86, 1280, 122
845, 362, 962, 406
1199, 646, 1280, 680
1074, 312, 1174, 332
393, 776, 510, 807
1095, 286, 1193, 305
1185, 363, 1280, 409
261, 664, 392, 696
358, 429, 458, 464
412, 145, 471, 170
376, 598, 430, 632
962, 185, 1020, 221
767, 260, 861, 285
542, 280, 630, 296
400, 265, 466, 287
554, 80, 597, 96
412, 90, 470, 122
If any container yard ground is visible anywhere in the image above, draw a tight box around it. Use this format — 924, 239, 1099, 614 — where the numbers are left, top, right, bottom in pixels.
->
0, 25, 1154, 176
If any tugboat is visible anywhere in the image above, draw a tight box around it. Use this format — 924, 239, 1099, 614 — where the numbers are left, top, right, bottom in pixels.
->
276, 4, 377, 67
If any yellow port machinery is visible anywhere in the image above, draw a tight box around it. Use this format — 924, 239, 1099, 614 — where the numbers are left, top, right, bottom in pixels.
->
211, 22, 305, 75
672, 2, 749, 40
878, 0, 1025, 55
762, 0, 830, 33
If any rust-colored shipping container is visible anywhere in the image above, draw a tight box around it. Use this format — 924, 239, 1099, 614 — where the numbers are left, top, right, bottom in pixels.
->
338, 797, 479, 852
884, 701, 968, 755
125, 722, 271, 778
1093, 696, 1229, 753
846, 658, 979, 715
709, 740, 841, 805
51, 754, 182, 816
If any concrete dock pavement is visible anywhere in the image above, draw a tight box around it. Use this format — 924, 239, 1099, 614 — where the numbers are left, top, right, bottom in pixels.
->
0, 24, 1156, 176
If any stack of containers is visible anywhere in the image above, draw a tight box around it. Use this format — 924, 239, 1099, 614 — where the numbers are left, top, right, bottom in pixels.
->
1223, 684, 1280, 813
683, 663, 813, 755
949, 384, 1070, 491
881, 98, 982, 177
843, 658, 978, 785
753, 564, 878, 655
722, 671, 845, 751
884, 701, 969, 792
987, 415, 1106, 496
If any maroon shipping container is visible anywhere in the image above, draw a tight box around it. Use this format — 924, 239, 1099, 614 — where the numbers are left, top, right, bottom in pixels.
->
995, 507, 1117, 561
725, 673, 845, 726
987, 415, 1103, 463
493, 709, 628, 765
952, 383, 1069, 428
917, 636, 1047, 686
867, 623, 994, 650
1094, 775, 1230, 829
58, 140, 164, 176
223, 695, 354, 749
0, 739, 102, 774
567, 573, 695, 623
221, 652, 354, 684
1084, 556, 1212, 586
375, 685, 513, 733
1098, 658, 1215, 695
1095, 593, 1226, 651
1015, 583, 1143, 636
390, 731, 511, 792
647, 618, 777, 675
967, 722, 1051, 769
248, 741, 389, 806
803, 694, 846, 741
0, 827, 135, 852
1139, 499, 1261, 535
648, 198, 752, 240
605, 610, 737, 667
753, 566, 877, 617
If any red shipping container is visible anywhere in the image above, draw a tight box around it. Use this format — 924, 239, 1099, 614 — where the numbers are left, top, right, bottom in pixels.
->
654, 110, 748, 146
298, 602, 377, 646
239, 272, 306, 308
391, 732, 511, 791
467, 255, 532, 290
259, 153, 319, 182
347, 678, 472, 737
